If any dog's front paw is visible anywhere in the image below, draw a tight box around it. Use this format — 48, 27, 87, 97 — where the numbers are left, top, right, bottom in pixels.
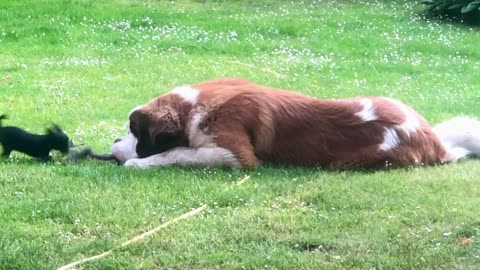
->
124, 158, 148, 169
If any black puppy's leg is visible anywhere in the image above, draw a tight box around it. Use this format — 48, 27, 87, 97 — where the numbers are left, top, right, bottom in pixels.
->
39, 154, 52, 162
2, 148, 12, 159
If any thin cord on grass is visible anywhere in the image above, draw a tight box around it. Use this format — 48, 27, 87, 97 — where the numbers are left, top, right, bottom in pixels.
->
57, 175, 251, 270
236, 175, 250, 186
57, 205, 207, 270
57, 250, 113, 270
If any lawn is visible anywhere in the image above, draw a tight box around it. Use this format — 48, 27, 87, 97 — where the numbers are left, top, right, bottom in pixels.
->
1, 0, 480, 269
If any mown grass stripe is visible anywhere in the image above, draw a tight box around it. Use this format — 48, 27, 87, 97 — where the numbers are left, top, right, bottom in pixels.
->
57, 175, 251, 269
57, 204, 208, 270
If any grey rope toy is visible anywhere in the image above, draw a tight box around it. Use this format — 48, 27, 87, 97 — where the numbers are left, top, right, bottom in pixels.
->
68, 145, 120, 164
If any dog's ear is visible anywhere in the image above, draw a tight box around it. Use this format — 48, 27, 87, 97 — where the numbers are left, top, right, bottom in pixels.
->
148, 110, 182, 145
52, 124, 63, 133
129, 110, 145, 136
46, 124, 64, 134
130, 108, 182, 158
129, 109, 169, 145
46, 126, 54, 134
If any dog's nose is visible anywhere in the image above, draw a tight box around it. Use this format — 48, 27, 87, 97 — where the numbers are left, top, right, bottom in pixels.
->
114, 138, 122, 143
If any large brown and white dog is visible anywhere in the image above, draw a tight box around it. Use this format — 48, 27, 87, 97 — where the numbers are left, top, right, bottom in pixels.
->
111, 78, 480, 169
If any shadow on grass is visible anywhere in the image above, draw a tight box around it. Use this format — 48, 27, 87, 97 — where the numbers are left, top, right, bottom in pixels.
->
422, 10, 480, 27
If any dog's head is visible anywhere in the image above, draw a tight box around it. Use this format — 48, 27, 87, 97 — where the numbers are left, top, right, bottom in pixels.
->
46, 124, 70, 153
128, 106, 187, 158
111, 99, 189, 162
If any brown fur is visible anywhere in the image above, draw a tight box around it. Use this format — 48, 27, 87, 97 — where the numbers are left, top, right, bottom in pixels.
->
129, 94, 190, 158
130, 78, 450, 169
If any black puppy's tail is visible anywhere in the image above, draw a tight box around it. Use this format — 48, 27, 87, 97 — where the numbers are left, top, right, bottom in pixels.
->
0, 114, 7, 127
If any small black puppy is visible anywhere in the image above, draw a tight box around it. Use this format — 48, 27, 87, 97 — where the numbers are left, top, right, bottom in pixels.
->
0, 114, 70, 161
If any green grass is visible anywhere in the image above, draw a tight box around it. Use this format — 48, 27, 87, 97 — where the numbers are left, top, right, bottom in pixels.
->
1, 0, 480, 269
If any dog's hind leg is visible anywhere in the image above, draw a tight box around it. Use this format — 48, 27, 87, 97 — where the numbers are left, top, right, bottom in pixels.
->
215, 133, 262, 169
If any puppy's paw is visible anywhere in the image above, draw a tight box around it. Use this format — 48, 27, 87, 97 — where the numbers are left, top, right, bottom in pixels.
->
124, 158, 148, 169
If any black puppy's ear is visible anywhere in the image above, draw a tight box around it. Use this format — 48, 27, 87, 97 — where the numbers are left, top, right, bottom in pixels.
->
52, 124, 63, 133
46, 124, 63, 134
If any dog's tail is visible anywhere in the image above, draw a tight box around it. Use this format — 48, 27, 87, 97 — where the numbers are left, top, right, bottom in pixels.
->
0, 114, 7, 127
434, 116, 480, 162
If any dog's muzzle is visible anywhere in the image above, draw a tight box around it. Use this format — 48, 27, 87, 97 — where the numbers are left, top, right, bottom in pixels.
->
111, 133, 138, 162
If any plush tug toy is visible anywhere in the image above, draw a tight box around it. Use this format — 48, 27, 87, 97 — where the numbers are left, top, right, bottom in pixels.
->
68, 145, 120, 164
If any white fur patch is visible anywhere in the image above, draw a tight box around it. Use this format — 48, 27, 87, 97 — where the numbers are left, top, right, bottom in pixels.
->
124, 147, 240, 169
379, 98, 421, 152
447, 147, 472, 162
379, 127, 400, 151
188, 111, 215, 148
355, 98, 377, 122
385, 98, 419, 137
171, 85, 199, 105
111, 133, 138, 162
434, 116, 480, 161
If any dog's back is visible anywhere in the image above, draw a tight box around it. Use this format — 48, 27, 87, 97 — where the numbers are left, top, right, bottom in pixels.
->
0, 126, 44, 150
